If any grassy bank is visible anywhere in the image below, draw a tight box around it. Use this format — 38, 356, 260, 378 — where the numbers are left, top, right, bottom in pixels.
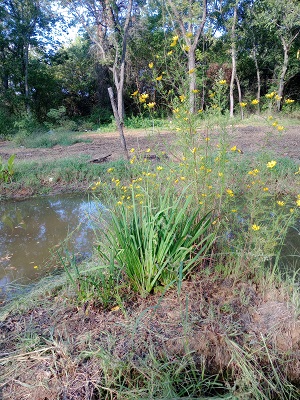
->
0, 157, 130, 200
1, 105, 300, 398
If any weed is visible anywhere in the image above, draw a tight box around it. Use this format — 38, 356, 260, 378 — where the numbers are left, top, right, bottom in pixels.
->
0, 154, 15, 183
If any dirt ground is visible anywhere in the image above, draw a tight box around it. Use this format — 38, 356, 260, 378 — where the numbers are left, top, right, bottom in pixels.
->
0, 124, 299, 164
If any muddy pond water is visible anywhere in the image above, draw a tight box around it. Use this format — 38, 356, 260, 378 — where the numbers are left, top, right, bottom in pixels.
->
0, 194, 299, 302
0, 194, 104, 299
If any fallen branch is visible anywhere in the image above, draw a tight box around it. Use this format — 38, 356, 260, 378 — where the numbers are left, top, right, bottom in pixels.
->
89, 154, 112, 163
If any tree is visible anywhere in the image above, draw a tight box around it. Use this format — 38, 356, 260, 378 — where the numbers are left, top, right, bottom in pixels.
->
0, 0, 56, 115
166, 0, 207, 113
62, 0, 138, 125
254, 0, 300, 110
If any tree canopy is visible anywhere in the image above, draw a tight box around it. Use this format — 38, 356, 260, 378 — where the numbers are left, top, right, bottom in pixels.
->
0, 0, 299, 135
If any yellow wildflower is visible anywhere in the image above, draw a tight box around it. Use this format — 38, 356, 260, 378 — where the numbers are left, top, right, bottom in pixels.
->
107, 168, 114, 173
231, 145, 237, 151
192, 89, 199, 93
189, 68, 196, 74
157, 166, 163, 171
251, 99, 259, 105
285, 98, 294, 104
252, 224, 260, 231
149, 62, 153, 69
248, 169, 260, 176
277, 201, 285, 206
296, 199, 300, 207
147, 102, 156, 109
179, 94, 186, 102
219, 80, 227, 85
156, 75, 162, 81
290, 208, 295, 213
265, 91, 276, 99
129, 148, 135, 153
226, 189, 234, 197
263, 187, 269, 191
277, 125, 284, 131
183, 45, 190, 52
167, 50, 173, 56
131, 90, 138, 96
139, 93, 149, 103
239, 102, 247, 107
267, 160, 277, 169
275, 94, 281, 101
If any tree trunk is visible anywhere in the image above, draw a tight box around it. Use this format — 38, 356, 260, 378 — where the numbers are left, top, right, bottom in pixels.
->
235, 73, 243, 119
188, 50, 196, 113
252, 46, 261, 113
108, 87, 129, 161
277, 38, 289, 111
230, 3, 238, 118
24, 42, 30, 114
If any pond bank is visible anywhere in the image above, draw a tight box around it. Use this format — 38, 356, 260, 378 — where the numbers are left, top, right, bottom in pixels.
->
1, 265, 300, 399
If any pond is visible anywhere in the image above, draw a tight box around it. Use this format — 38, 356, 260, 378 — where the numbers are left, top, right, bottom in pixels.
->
0, 194, 104, 300
0, 194, 299, 303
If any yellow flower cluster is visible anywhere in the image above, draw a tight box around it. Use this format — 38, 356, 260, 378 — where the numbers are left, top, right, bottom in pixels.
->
170, 35, 178, 47
147, 102, 156, 109
239, 102, 247, 107
248, 169, 260, 176
285, 98, 295, 104
139, 93, 149, 103
251, 99, 259, 105
265, 91, 276, 99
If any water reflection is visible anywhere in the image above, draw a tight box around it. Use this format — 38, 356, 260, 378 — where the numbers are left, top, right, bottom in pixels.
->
0, 194, 103, 296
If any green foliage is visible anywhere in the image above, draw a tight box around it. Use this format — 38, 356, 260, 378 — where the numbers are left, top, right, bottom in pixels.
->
124, 115, 167, 129
98, 188, 214, 296
60, 254, 120, 308
0, 154, 15, 183
13, 113, 44, 141
0, 109, 14, 138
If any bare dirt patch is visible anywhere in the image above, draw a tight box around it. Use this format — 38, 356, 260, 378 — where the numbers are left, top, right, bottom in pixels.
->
0, 125, 299, 164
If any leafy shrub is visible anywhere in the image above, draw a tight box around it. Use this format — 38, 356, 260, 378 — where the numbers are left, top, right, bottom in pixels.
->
13, 113, 43, 141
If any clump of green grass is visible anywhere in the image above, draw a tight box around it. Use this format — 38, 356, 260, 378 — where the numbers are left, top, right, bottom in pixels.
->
98, 186, 214, 296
